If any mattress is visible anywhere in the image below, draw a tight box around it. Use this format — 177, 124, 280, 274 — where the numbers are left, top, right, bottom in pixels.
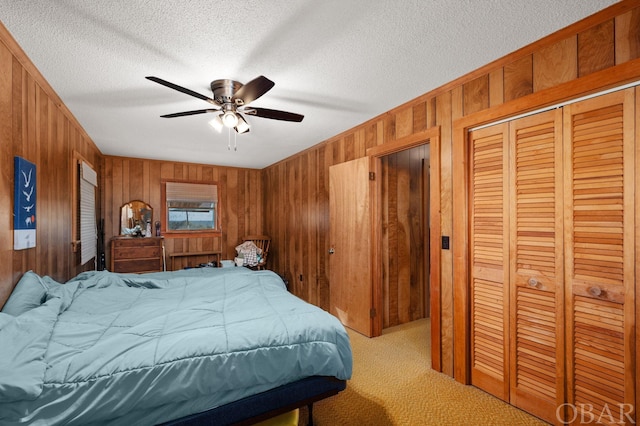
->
0, 267, 352, 425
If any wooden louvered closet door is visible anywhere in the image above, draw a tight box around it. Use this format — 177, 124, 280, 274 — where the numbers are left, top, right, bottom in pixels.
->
469, 89, 636, 424
469, 123, 510, 401
469, 111, 565, 421
508, 110, 564, 423
563, 89, 635, 425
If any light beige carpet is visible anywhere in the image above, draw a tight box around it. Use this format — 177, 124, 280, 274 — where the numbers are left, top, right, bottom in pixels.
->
299, 319, 548, 425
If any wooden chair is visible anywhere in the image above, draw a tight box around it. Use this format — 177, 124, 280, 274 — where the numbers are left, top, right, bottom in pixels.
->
241, 235, 271, 270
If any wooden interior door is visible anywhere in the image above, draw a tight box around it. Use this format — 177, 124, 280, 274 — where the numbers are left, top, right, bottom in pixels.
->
563, 89, 635, 424
329, 157, 374, 337
508, 109, 564, 424
468, 123, 510, 401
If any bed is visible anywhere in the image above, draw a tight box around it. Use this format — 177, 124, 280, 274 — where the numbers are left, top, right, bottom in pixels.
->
0, 267, 352, 425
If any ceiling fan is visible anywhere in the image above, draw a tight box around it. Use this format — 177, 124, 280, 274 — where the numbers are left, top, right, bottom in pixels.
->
146, 75, 304, 134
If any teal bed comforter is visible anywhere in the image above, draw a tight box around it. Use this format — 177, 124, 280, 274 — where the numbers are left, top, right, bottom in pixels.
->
0, 268, 352, 425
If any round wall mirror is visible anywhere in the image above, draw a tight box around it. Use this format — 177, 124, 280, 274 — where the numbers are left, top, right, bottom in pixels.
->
120, 200, 153, 236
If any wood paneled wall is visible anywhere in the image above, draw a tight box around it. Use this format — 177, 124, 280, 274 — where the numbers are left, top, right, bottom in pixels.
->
102, 156, 264, 266
263, 1, 640, 378
0, 23, 103, 307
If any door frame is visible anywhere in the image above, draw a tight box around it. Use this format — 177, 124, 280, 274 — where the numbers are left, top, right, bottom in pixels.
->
366, 127, 442, 370
452, 61, 640, 385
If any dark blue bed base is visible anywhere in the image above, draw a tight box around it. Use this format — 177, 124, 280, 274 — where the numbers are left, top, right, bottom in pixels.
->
159, 376, 347, 426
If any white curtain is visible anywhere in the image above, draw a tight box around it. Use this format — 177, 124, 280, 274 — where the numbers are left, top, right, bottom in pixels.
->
80, 161, 97, 266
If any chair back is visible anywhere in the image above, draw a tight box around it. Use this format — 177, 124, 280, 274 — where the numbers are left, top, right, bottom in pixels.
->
242, 235, 271, 269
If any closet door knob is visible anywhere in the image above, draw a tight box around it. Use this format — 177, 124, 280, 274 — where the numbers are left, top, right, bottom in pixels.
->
328, 248, 335, 254
588, 286, 602, 297
528, 278, 539, 288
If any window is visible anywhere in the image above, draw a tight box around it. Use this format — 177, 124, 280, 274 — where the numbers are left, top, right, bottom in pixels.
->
168, 201, 215, 230
163, 181, 219, 235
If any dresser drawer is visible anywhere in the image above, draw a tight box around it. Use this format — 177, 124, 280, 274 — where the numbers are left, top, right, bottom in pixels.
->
113, 245, 162, 260
113, 258, 162, 274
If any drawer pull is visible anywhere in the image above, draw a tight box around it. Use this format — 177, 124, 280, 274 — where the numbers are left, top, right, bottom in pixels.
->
588, 286, 602, 297
528, 278, 539, 288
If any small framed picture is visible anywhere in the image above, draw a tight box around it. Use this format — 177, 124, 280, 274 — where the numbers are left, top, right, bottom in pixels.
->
14, 156, 36, 250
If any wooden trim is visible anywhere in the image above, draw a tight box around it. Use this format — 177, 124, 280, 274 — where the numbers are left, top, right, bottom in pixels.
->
452, 61, 640, 385
369, 155, 383, 337
636, 86, 640, 416
622, 87, 637, 410
452, 118, 469, 383
428, 129, 442, 372
368, 126, 442, 369
161, 230, 223, 239
366, 128, 439, 157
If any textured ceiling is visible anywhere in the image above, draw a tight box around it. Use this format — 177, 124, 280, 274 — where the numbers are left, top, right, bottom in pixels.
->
0, 0, 618, 169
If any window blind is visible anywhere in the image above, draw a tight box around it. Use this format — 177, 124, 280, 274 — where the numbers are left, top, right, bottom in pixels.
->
80, 161, 97, 265
166, 182, 218, 202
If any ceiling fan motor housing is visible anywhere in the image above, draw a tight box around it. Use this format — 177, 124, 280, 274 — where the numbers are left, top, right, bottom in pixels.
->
211, 79, 244, 105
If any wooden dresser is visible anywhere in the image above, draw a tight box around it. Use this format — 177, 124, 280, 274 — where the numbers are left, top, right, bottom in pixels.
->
110, 236, 164, 273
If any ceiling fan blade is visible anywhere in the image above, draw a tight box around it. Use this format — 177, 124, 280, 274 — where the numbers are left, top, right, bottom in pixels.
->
146, 76, 217, 105
244, 107, 304, 122
160, 109, 218, 118
232, 76, 275, 105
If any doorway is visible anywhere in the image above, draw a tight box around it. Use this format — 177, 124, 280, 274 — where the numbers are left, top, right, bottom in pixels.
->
380, 144, 430, 329
328, 128, 442, 368
368, 128, 441, 368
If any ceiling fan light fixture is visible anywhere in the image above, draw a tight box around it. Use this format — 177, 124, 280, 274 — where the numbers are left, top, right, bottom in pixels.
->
235, 114, 250, 134
222, 111, 238, 128
208, 115, 224, 133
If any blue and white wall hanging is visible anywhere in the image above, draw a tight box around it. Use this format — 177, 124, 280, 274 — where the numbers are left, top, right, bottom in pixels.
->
14, 156, 36, 250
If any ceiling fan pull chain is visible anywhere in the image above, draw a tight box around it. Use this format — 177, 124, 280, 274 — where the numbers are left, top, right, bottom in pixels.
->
234, 131, 237, 151
227, 128, 231, 150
